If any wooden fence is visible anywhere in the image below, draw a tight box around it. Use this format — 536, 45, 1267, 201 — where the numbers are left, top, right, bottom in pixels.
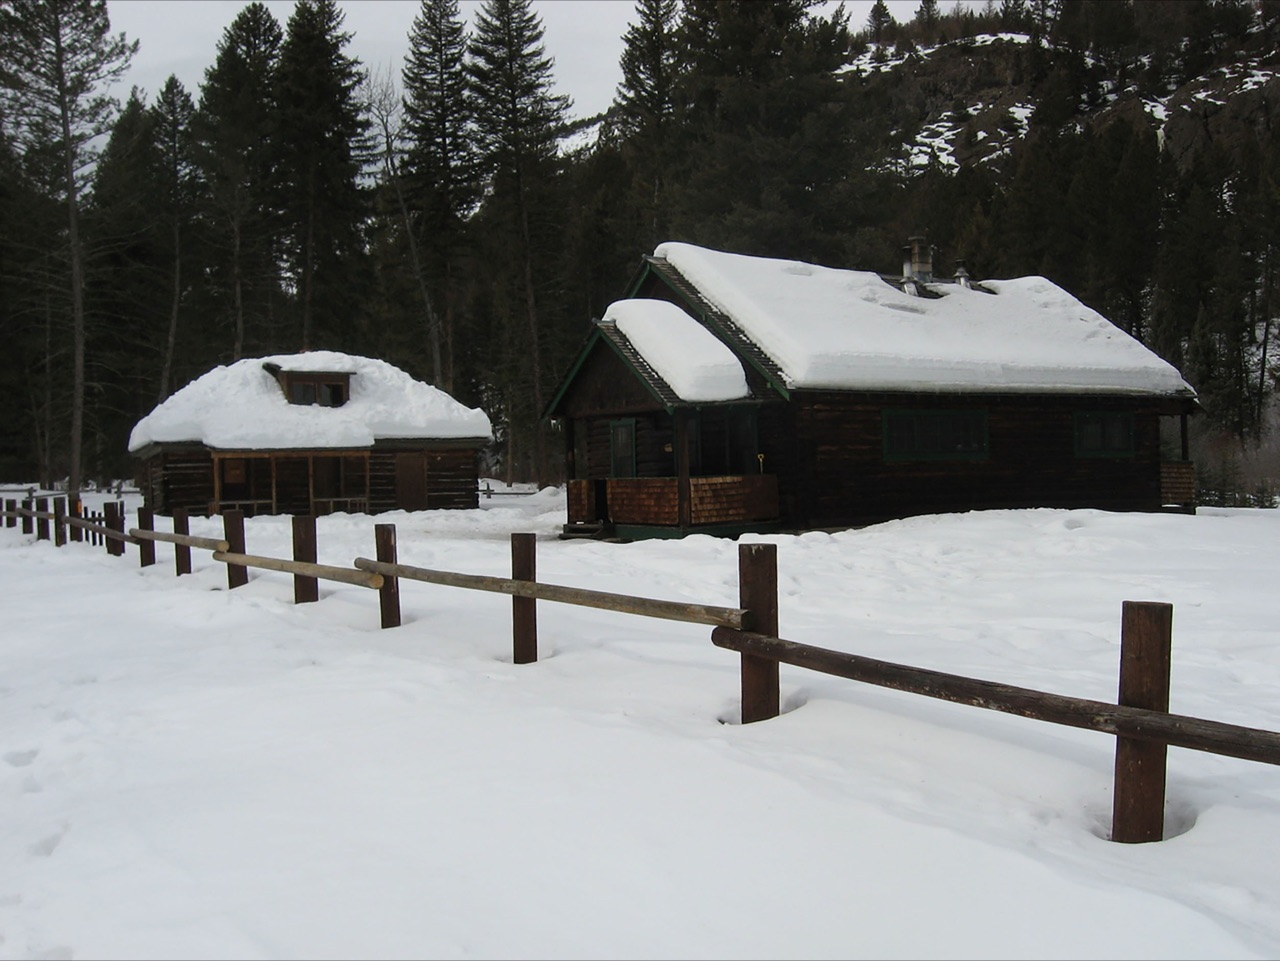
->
4, 498, 1280, 845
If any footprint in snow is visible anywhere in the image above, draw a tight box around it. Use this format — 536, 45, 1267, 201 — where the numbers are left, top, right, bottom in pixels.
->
3, 749, 38, 768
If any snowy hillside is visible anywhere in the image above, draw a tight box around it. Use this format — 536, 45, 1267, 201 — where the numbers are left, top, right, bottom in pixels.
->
3, 490, 1280, 958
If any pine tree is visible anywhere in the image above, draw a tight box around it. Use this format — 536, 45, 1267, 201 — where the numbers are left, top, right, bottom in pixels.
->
468, 0, 570, 484
402, 0, 479, 389
613, 0, 678, 247
867, 0, 894, 41
150, 75, 200, 402
194, 1, 283, 360
275, 0, 371, 351
0, 0, 136, 499
670, 0, 855, 262
86, 88, 165, 476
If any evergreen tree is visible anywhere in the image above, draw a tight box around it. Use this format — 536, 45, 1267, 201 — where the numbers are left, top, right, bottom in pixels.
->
150, 75, 199, 402
402, 0, 479, 390
867, 0, 894, 41
0, 0, 136, 498
194, 1, 283, 361
613, 0, 678, 247
670, 0, 855, 263
85, 88, 164, 477
275, 0, 371, 351
468, 0, 570, 484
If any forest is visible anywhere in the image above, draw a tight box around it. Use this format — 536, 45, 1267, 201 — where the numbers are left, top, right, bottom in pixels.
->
1, 0, 1279, 499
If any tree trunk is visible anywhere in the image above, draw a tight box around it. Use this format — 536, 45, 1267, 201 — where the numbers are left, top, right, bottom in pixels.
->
233, 217, 245, 360
159, 218, 181, 403
54, 25, 84, 501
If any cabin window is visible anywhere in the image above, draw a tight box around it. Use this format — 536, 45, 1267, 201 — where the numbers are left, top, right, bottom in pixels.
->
610, 419, 636, 477
883, 409, 988, 461
696, 408, 759, 475
1075, 412, 1134, 457
286, 377, 348, 407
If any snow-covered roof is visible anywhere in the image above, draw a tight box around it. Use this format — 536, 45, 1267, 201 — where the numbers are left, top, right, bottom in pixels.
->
653, 243, 1195, 398
605, 299, 750, 403
129, 351, 492, 453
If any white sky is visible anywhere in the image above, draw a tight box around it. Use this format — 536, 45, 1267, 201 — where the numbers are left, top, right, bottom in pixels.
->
106, 0, 930, 121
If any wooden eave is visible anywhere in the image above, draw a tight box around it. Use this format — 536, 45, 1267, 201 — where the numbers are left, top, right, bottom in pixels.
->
545, 324, 678, 419
629, 255, 792, 402
132, 437, 488, 458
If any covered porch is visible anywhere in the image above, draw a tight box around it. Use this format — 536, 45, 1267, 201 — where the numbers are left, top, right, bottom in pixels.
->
565, 473, 779, 539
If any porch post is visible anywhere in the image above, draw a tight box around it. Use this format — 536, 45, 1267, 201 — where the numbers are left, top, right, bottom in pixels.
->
676, 409, 693, 529
1180, 413, 1189, 462
212, 453, 222, 515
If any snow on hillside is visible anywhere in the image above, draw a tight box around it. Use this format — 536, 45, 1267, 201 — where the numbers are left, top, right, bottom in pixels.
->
3, 491, 1280, 958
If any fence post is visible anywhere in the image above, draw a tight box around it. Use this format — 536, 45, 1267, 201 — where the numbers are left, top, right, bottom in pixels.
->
69, 499, 82, 543
224, 510, 247, 588
53, 498, 66, 547
512, 532, 537, 664
172, 508, 191, 575
4, 498, 14, 528
21, 497, 33, 535
293, 515, 318, 604
738, 542, 780, 723
375, 523, 400, 628
35, 497, 50, 541
1111, 601, 1174, 843
137, 507, 155, 567
102, 502, 123, 556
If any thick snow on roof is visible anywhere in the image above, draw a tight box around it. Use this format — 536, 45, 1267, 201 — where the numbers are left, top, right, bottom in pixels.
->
654, 242, 1195, 397
606, 299, 750, 403
128, 351, 492, 453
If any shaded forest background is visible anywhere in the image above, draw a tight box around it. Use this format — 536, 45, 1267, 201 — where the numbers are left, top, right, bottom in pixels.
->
2, 0, 1280, 499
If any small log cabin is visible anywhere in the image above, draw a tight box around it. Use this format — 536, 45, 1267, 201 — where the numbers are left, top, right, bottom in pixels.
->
546, 239, 1200, 540
130, 351, 492, 516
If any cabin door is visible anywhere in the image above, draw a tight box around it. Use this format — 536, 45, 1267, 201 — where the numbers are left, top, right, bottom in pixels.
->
395, 453, 428, 511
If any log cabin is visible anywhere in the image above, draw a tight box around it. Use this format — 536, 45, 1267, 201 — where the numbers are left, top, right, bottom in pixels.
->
546, 239, 1200, 540
130, 352, 492, 516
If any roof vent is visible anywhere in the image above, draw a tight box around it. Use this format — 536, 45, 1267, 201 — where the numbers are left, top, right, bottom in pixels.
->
954, 259, 971, 289
908, 235, 933, 284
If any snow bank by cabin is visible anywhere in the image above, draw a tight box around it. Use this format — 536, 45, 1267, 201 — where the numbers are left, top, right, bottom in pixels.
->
128, 352, 492, 452
653, 242, 1195, 397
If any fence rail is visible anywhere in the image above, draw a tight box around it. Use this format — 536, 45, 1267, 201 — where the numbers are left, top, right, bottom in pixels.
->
710, 626, 1280, 766
4, 498, 1280, 845
353, 555, 749, 629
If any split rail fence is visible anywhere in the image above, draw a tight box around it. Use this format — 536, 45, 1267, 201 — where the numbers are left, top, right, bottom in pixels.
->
4, 494, 1280, 846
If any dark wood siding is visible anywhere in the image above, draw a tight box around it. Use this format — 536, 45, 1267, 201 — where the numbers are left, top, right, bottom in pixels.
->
559, 341, 666, 418
581, 413, 675, 479
138, 443, 480, 515
784, 391, 1166, 528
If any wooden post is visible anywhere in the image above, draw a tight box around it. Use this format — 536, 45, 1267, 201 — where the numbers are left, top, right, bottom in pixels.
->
512, 532, 537, 664
35, 497, 49, 541
1111, 601, 1174, 843
172, 508, 191, 575
21, 497, 32, 535
738, 542, 780, 723
137, 507, 156, 567
375, 523, 400, 628
4, 498, 14, 528
224, 510, 247, 588
102, 502, 123, 556
69, 499, 82, 542
293, 515, 319, 604
53, 498, 66, 547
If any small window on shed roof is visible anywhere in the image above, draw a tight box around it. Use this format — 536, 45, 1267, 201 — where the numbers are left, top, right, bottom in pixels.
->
269, 368, 352, 408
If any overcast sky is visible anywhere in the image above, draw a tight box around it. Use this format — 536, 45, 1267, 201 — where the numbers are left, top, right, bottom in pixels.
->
106, 0, 929, 122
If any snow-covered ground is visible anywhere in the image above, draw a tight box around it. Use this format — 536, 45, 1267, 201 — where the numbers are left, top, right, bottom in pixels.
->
3, 487, 1280, 959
